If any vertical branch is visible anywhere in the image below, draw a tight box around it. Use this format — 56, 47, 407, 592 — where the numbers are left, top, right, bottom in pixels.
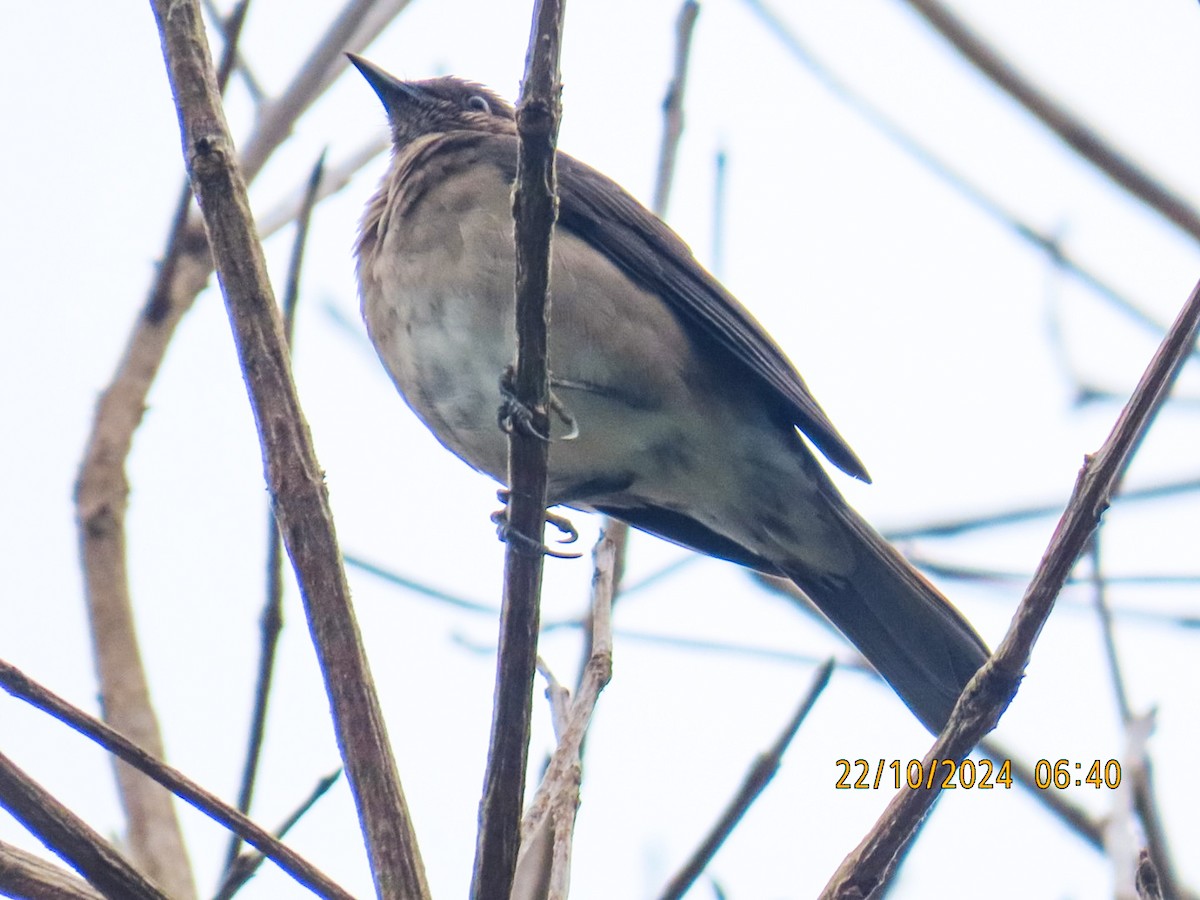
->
652, 0, 701, 219
471, 2, 566, 898
1088, 540, 1182, 899
147, 4, 428, 898
710, 146, 727, 279
594, 0, 701, 639
819, 272, 1200, 898
515, 535, 617, 898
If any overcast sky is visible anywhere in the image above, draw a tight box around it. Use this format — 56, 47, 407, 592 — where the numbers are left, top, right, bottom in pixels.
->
2, 1, 1199, 897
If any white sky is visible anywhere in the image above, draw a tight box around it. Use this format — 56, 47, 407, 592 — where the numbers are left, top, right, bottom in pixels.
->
2, 0, 1199, 897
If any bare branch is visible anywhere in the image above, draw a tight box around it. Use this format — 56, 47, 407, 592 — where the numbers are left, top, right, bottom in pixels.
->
202, 0, 265, 100
902, 0, 1200, 245
515, 534, 616, 898
652, 0, 700, 218
0, 840, 107, 900
256, 135, 390, 238
819, 272, 1200, 898
66, 6, 257, 895
739, 0, 1198, 362
1137, 849, 1165, 900
238, 0, 415, 182
978, 740, 1105, 852
213, 771, 342, 900
0, 752, 167, 900
223, 151, 326, 876
147, 4, 428, 897
886, 476, 1200, 541
658, 659, 834, 900
0, 660, 352, 899
471, 2, 566, 897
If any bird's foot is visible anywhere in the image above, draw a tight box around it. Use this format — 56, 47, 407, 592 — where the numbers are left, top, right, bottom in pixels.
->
492, 490, 582, 559
497, 367, 579, 441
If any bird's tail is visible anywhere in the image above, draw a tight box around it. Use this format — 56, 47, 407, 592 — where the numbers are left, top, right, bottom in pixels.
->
785, 505, 990, 733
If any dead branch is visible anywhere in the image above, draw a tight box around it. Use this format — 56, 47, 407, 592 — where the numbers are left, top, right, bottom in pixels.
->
658, 659, 834, 900
471, 2, 566, 896
0, 840, 107, 900
0, 659, 351, 899
820, 271, 1200, 898
0, 752, 166, 900
902, 0, 1200, 244
147, 3, 428, 897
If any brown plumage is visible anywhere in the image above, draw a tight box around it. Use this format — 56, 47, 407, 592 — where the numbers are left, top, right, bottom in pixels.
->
350, 55, 990, 732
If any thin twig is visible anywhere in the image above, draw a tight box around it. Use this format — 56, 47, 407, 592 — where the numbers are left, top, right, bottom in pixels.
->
0, 660, 352, 899
711, 146, 727, 279
1090, 537, 1133, 721
886, 476, 1200, 541
653, 0, 700, 218
978, 739, 1105, 852
595, 0, 702, 609
238, 0, 415, 181
902, 0, 1200, 244
223, 151, 326, 876
658, 659, 834, 900
819, 272, 1200, 898
536, 660, 573, 742
148, 4, 428, 897
213, 770, 342, 900
0, 752, 167, 900
738, 0, 1199, 363
256, 135, 391, 238
1089, 524, 1180, 897
203, 0, 264, 100
515, 534, 617, 899
471, 2, 566, 897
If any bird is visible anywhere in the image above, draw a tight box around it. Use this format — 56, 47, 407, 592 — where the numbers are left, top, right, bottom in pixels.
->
348, 54, 990, 733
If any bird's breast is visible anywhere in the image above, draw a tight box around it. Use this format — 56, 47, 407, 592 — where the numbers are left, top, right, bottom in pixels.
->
356, 149, 752, 509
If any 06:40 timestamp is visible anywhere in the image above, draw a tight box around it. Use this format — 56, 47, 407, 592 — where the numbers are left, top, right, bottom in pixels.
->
834, 758, 1123, 791
1034, 758, 1122, 790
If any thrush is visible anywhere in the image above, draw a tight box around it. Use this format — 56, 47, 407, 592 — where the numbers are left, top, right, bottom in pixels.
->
349, 55, 990, 733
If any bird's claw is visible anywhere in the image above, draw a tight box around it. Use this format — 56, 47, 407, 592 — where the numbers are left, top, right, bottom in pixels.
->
492, 490, 582, 559
497, 367, 578, 441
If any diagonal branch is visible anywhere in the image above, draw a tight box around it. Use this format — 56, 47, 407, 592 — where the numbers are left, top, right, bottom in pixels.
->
901, 0, 1200, 245
0, 659, 351, 899
0, 753, 167, 900
73, 4, 410, 894
0, 840, 107, 900
820, 269, 1200, 898
147, 4, 428, 898
222, 150, 326, 879
659, 659, 834, 900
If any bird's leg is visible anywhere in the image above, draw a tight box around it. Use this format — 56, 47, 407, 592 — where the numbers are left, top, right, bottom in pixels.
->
497, 366, 579, 441
491, 489, 582, 559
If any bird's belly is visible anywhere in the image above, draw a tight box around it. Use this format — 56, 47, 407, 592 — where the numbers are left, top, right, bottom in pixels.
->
363, 279, 708, 505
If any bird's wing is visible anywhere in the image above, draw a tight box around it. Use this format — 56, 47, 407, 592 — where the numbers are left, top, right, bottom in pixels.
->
489, 134, 870, 482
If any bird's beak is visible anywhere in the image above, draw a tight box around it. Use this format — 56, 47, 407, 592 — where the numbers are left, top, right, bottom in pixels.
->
346, 53, 429, 115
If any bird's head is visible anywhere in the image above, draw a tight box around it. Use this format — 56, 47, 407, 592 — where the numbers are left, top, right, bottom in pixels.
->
347, 54, 516, 149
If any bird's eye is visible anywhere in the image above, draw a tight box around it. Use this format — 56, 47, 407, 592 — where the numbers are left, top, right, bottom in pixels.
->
465, 94, 490, 114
